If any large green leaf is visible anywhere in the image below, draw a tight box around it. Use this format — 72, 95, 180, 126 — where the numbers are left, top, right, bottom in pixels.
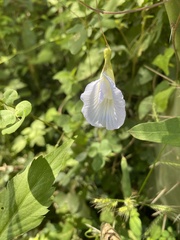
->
129, 117, 180, 147
0, 139, 73, 240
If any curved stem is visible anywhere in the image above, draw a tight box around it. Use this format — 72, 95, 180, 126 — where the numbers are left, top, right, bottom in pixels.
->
164, 0, 180, 77
78, 0, 169, 15
138, 145, 166, 196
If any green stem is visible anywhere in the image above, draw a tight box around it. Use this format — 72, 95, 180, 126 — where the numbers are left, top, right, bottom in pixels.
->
138, 145, 166, 196
164, 0, 180, 67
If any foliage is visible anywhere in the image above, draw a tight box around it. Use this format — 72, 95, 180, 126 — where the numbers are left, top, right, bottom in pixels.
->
0, 89, 32, 135
0, 0, 180, 239
0, 140, 73, 240
129, 117, 180, 147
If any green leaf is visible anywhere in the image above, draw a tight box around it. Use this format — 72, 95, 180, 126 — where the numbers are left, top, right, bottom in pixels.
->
88, 142, 99, 158
58, 221, 74, 240
121, 156, 132, 198
70, 1, 93, 17
152, 48, 174, 75
0, 99, 32, 134
12, 135, 27, 154
99, 139, 112, 156
67, 24, 87, 55
100, 209, 114, 223
45, 139, 74, 177
22, 20, 36, 49
0, 110, 16, 129
36, 48, 54, 64
53, 70, 75, 95
0, 139, 73, 240
101, 19, 117, 29
137, 67, 152, 85
129, 117, 180, 147
2, 114, 25, 135
136, 0, 144, 6
76, 48, 104, 81
92, 154, 105, 171
0, 55, 14, 64
154, 86, 175, 113
67, 192, 80, 214
138, 96, 153, 120
149, 224, 162, 239
129, 209, 142, 238
22, 120, 46, 147
3, 89, 19, 106
15, 100, 32, 117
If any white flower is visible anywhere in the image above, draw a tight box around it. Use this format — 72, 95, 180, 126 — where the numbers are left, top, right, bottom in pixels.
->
80, 72, 126, 130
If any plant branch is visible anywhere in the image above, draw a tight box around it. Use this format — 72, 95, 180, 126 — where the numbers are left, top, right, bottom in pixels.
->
78, 0, 169, 15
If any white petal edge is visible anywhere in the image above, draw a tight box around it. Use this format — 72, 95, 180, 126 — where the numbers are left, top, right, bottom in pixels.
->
80, 74, 126, 130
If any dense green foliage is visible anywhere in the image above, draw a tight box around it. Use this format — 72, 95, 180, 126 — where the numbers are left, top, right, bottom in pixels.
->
0, 0, 180, 239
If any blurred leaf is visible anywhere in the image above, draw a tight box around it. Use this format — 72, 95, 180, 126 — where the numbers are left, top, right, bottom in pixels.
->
22, 20, 36, 49
15, 100, 32, 117
104, 0, 126, 10
154, 81, 169, 95
154, 86, 175, 113
129, 117, 180, 147
136, 0, 144, 6
101, 19, 117, 29
153, 48, 174, 75
129, 209, 142, 238
149, 224, 162, 239
137, 67, 152, 85
2, 114, 25, 135
2, 100, 32, 134
22, 120, 46, 147
88, 142, 99, 158
0, 110, 16, 129
138, 95, 153, 120
34, 48, 54, 64
0, 55, 14, 64
76, 48, 104, 81
70, 1, 95, 17
12, 135, 27, 154
67, 24, 87, 55
45, 107, 59, 122
3, 0, 33, 11
67, 192, 80, 214
138, 35, 152, 57
100, 209, 114, 223
3, 89, 19, 105
58, 221, 74, 240
92, 154, 105, 171
121, 156, 132, 198
53, 70, 76, 96
99, 139, 112, 157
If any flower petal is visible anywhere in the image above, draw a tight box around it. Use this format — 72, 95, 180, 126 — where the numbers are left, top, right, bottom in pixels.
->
80, 74, 126, 130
